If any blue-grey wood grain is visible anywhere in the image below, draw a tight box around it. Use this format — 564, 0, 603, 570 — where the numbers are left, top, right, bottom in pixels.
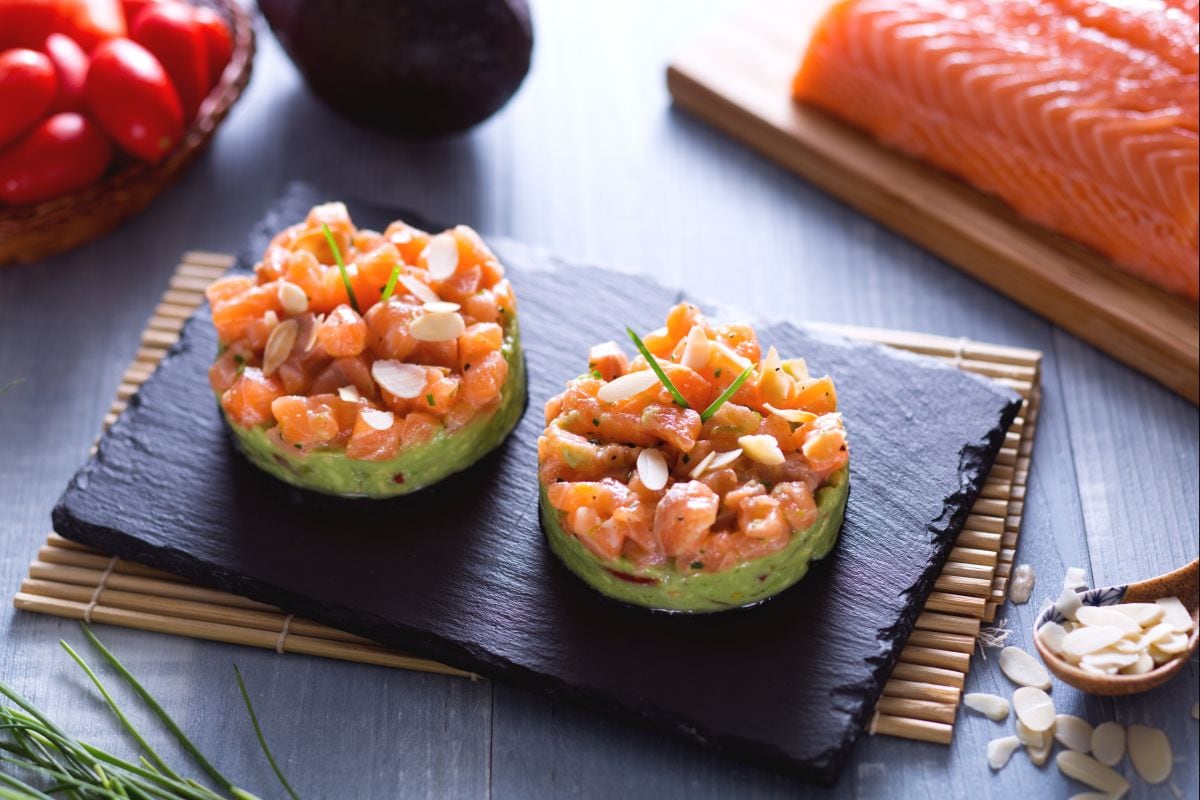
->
0, 2, 1195, 798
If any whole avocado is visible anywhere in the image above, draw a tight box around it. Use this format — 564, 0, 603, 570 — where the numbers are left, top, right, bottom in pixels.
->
259, 0, 533, 136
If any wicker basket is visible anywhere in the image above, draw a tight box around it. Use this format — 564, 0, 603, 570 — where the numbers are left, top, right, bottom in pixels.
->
0, 0, 255, 265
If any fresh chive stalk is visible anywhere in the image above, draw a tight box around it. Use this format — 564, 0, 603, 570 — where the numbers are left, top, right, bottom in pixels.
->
321, 223, 359, 314
625, 327, 689, 409
700, 363, 755, 422
0, 379, 24, 397
379, 263, 402, 303
233, 667, 300, 800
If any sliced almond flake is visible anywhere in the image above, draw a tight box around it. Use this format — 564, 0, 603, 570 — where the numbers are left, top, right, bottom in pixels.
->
277, 281, 309, 315
1016, 720, 1050, 748
597, 369, 660, 404
1057, 751, 1130, 797
636, 448, 669, 492
1063, 566, 1088, 590
706, 448, 742, 471
1038, 622, 1068, 655
687, 450, 717, 480
1055, 714, 1094, 753
680, 325, 710, 372
1155, 596, 1193, 633
987, 736, 1021, 770
999, 645, 1051, 689
371, 360, 426, 399
300, 313, 323, 353
1067, 794, 1115, 800
1148, 645, 1175, 665
398, 274, 440, 303
262, 318, 298, 376
1062, 626, 1126, 657
737, 434, 785, 466
1056, 586, 1084, 621
1090, 721, 1125, 767
1127, 724, 1172, 784
1111, 602, 1164, 628
360, 408, 395, 431
1075, 606, 1142, 635
423, 300, 461, 314
758, 346, 791, 405
1010, 563, 1035, 604
1080, 651, 1139, 670
337, 385, 361, 402
1080, 662, 1118, 675
963, 693, 1009, 721
1153, 632, 1189, 654
1027, 739, 1052, 767
780, 357, 809, 381
1013, 686, 1056, 733
763, 403, 817, 425
1137, 621, 1177, 649
410, 311, 466, 342
1120, 652, 1154, 674
711, 340, 752, 370
422, 233, 459, 280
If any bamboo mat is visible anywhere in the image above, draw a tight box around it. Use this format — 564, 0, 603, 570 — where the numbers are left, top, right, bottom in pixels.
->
14, 252, 1042, 746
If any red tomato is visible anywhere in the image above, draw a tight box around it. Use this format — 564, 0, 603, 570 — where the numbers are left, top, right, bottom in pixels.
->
130, 2, 207, 120
0, 112, 112, 204
192, 6, 232, 87
0, 49, 57, 148
85, 37, 182, 163
44, 32, 89, 111
0, 0, 125, 52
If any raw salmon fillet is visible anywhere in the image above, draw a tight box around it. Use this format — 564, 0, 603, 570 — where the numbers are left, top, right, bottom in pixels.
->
793, 0, 1200, 300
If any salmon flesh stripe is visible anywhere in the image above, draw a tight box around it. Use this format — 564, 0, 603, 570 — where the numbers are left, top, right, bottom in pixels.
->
794, 0, 1200, 301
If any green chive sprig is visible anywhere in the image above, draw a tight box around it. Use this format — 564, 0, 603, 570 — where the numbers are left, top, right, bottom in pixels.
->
379, 263, 402, 303
625, 327, 690, 409
321, 223, 360, 315
700, 363, 755, 422
234, 667, 300, 800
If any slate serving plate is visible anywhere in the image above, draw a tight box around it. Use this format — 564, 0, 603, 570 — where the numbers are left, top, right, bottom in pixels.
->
54, 184, 1022, 784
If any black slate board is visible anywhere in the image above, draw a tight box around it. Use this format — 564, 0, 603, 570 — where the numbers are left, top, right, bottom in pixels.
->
54, 184, 1021, 784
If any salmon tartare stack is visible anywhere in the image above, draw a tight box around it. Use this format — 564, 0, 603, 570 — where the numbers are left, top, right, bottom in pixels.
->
538, 303, 849, 612
206, 202, 525, 497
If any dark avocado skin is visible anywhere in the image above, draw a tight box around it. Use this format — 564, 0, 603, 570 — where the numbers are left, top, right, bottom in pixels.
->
259, 0, 533, 136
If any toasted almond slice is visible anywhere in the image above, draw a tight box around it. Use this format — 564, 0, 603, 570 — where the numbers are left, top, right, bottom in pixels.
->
1063, 566, 1088, 590
1016, 720, 1050, 748
1075, 606, 1142, 635
597, 369, 660, 404
371, 360, 426, 399
410, 311, 466, 342
360, 408, 394, 431
1111, 602, 1164, 628
680, 325, 710, 372
398, 274, 440, 303
1013, 687, 1056, 733
1155, 596, 1193, 633
1027, 739, 1052, 767
1055, 714, 1093, 753
1038, 622, 1068, 655
963, 693, 1010, 721
1080, 651, 1139, 670
999, 646, 1052, 690
636, 448, 669, 492
337, 385, 361, 402
422, 233, 459, 279
277, 281, 309, 315
780, 357, 809, 381
707, 449, 742, 471
1127, 724, 1171, 784
763, 403, 818, 425
1090, 721, 1125, 766
1152, 632, 1189, 654
1010, 563, 1035, 604
1120, 652, 1154, 674
737, 434, 785, 466
262, 318, 298, 376
687, 450, 717, 480
1056, 586, 1084, 621
1062, 626, 1126, 657
1056, 751, 1130, 797
987, 736, 1021, 770
423, 300, 461, 314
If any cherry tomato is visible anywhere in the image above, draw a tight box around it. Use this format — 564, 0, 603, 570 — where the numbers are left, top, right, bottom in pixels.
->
131, 2, 207, 120
85, 37, 182, 163
0, 112, 112, 205
44, 32, 89, 111
192, 6, 232, 87
0, 0, 125, 52
0, 49, 57, 148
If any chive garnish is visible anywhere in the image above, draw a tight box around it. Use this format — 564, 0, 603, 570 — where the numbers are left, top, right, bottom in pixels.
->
321, 223, 359, 314
0, 378, 25, 396
625, 327, 689, 409
426, 394, 435, 406
234, 666, 301, 800
379, 262, 402, 303
700, 363, 755, 422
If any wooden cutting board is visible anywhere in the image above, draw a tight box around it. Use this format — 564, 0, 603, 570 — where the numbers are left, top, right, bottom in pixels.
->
666, 0, 1199, 404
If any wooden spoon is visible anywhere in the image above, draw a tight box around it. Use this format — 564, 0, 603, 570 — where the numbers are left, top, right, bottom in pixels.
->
1033, 559, 1198, 696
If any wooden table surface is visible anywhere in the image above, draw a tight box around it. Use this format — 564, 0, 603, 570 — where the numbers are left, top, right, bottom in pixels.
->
1, 2, 1196, 798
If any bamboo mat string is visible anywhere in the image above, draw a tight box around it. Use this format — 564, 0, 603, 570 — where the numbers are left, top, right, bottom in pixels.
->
276, 614, 294, 655
84, 556, 118, 624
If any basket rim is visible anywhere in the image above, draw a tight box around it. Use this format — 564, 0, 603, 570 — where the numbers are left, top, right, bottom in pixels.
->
0, 0, 256, 225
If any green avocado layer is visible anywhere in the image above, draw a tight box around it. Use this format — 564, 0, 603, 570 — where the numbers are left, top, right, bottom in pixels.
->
222, 319, 525, 498
541, 466, 848, 613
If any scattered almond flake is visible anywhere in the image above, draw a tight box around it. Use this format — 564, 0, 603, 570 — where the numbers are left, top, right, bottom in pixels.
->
758, 346, 791, 405
371, 360, 426, 399
1111, 602, 1164, 627
1056, 751, 1130, 797
986, 736, 1021, 770
1091, 721, 1125, 766
763, 403, 817, 425
299, 313, 322, 353
422, 233, 459, 280
360, 408, 394, 431
1120, 652, 1154, 675
1038, 622, 1068, 656
1010, 563, 1035, 604
388, 228, 413, 245
277, 281, 309, 315
737, 434, 785, 466
261, 318, 298, 376
687, 450, 717, 480
636, 448, 669, 492
1016, 719, 1050, 749
337, 385, 360, 402
711, 340, 751, 370
423, 300, 461, 314
706, 449, 742, 471
410, 310, 466, 342
1075, 606, 1142, 635
1063, 567, 1088, 590
1153, 633, 1189, 655
963, 693, 1010, 721
1055, 714, 1093, 753
780, 357, 809, 381
680, 325, 711, 371
1062, 626, 1126, 657
999, 645, 1051, 689
1081, 651, 1139, 670
1067, 793, 1114, 800
262, 309, 279, 330
1155, 596, 1193, 633
1127, 724, 1172, 784
597, 369, 660, 404
397, 274, 440, 303
1027, 739, 1052, 767
1056, 586, 1084, 621
1013, 686, 1056, 732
